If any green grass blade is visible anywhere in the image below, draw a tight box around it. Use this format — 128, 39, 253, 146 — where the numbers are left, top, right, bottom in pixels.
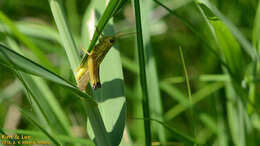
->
253, 0, 260, 50
49, 0, 118, 145
196, 2, 245, 81
6, 37, 72, 136
139, 0, 166, 143
165, 82, 224, 120
133, 0, 152, 145
160, 82, 190, 106
91, 49, 126, 146
48, 0, 80, 71
0, 43, 93, 101
0, 79, 22, 104
0, 128, 6, 135
82, 0, 127, 145
179, 47, 196, 138
0, 11, 56, 72
81, 0, 94, 48
199, 114, 218, 134
162, 74, 229, 84
19, 107, 61, 146
195, 0, 258, 61
195, 2, 253, 146
133, 118, 200, 145
80, 0, 125, 64
66, 0, 80, 35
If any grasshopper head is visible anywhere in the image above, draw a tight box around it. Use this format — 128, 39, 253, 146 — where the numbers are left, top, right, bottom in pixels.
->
101, 36, 116, 45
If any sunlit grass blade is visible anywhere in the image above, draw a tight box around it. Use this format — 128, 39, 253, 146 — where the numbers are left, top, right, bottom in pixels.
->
48, 0, 80, 71
48, 0, 117, 145
81, 0, 127, 145
80, 0, 125, 64
81, 0, 94, 48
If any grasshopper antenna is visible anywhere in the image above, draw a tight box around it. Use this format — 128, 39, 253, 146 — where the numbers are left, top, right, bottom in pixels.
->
115, 31, 136, 38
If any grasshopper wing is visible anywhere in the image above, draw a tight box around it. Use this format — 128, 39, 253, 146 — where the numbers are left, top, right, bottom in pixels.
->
77, 70, 90, 91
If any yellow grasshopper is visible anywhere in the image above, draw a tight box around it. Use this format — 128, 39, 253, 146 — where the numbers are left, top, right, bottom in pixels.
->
76, 34, 115, 90
76, 31, 132, 91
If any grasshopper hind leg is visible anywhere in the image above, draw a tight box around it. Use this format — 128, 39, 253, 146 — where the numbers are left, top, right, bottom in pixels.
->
92, 66, 101, 90
88, 56, 102, 90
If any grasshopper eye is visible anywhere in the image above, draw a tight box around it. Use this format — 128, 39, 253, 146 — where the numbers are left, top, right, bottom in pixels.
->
109, 39, 115, 43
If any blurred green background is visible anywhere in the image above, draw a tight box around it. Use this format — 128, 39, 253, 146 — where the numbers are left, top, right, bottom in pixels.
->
0, 0, 260, 145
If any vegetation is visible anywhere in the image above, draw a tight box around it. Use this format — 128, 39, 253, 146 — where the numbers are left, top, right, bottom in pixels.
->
0, 0, 260, 145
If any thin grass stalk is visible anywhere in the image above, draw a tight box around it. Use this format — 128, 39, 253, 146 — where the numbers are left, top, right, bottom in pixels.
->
179, 47, 197, 144
133, 0, 151, 145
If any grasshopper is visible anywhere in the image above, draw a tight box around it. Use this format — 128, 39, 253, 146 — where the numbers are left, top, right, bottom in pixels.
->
76, 30, 135, 91
76, 33, 116, 90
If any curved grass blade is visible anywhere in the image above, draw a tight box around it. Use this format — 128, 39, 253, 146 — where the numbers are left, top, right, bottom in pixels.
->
6, 37, 72, 136
195, 3, 253, 146
0, 43, 93, 101
0, 11, 56, 72
19, 107, 61, 146
195, 2, 245, 81
195, 0, 258, 61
